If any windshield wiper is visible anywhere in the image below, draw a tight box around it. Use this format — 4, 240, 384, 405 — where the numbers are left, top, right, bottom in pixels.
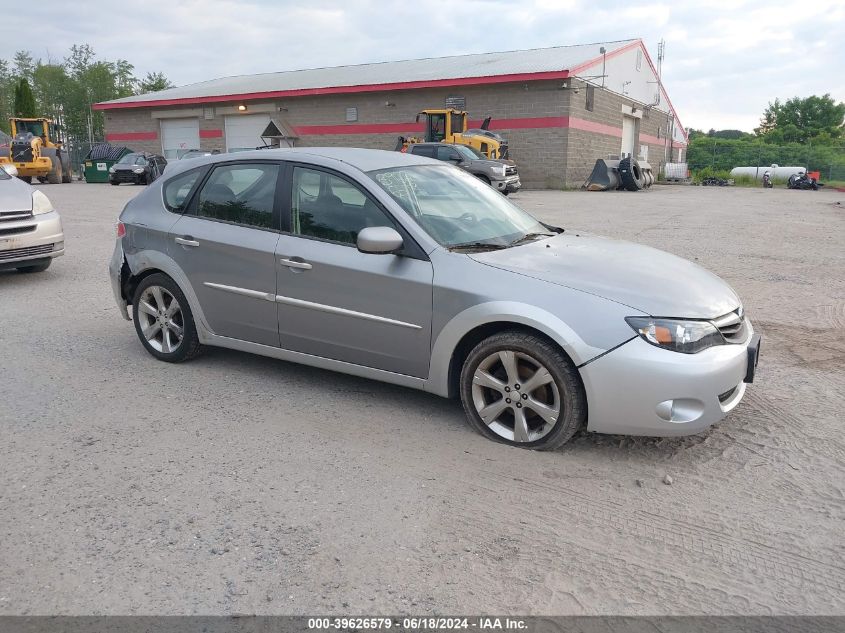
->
448, 241, 508, 252
509, 232, 555, 247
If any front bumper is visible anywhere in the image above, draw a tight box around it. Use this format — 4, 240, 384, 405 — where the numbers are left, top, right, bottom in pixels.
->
493, 175, 521, 193
0, 210, 64, 269
109, 238, 131, 320
110, 170, 145, 184
580, 323, 756, 436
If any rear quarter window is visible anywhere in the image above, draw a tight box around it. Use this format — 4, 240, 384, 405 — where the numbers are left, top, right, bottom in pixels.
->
163, 168, 203, 212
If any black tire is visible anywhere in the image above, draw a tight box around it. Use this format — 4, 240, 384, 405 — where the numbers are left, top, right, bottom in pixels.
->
459, 331, 587, 450
16, 259, 51, 273
618, 156, 643, 191
110, 181, 119, 186
41, 148, 61, 184
132, 273, 203, 363
60, 153, 72, 183
477, 175, 491, 186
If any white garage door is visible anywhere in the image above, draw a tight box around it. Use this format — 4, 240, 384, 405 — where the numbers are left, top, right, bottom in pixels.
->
161, 118, 199, 159
225, 114, 271, 152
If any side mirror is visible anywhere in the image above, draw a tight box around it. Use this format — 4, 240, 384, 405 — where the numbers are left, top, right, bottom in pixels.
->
1, 163, 19, 177
357, 226, 403, 255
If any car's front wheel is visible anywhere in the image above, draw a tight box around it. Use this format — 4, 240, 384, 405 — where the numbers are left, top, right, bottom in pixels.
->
459, 331, 586, 450
132, 273, 203, 362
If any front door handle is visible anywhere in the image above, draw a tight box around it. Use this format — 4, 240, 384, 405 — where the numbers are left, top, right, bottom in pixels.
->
175, 237, 199, 247
279, 257, 312, 270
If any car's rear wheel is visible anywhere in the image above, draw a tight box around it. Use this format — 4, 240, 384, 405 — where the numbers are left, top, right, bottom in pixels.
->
459, 331, 586, 450
132, 273, 203, 362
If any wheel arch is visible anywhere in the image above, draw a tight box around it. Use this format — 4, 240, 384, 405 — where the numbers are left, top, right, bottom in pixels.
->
123, 249, 213, 340
427, 301, 602, 398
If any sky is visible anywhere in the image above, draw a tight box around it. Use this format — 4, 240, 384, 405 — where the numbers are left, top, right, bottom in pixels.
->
3, 0, 844, 133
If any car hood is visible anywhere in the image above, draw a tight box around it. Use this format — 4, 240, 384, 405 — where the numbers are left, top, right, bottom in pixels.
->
113, 164, 142, 171
0, 176, 33, 212
468, 158, 515, 169
470, 233, 740, 318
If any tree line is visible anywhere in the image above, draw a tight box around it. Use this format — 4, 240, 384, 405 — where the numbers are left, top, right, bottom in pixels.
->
0, 44, 173, 146
686, 95, 845, 179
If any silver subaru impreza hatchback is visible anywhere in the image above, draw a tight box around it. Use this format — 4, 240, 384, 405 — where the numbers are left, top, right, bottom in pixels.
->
109, 148, 760, 450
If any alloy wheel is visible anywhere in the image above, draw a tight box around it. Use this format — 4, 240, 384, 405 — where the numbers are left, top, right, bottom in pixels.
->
137, 285, 184, 354
471, 350, 561, 443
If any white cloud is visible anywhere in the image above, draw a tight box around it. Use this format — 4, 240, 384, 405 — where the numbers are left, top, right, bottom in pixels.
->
2, 0, 844, 132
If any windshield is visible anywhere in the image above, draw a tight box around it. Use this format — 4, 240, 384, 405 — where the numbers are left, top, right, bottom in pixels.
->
118, 154, 146, 165
368, 165, 549, 248
454, 145, 483, 160
15, 120, 46, 137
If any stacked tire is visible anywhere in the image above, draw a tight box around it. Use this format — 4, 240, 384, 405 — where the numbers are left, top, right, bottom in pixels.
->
618, 157, 654, 191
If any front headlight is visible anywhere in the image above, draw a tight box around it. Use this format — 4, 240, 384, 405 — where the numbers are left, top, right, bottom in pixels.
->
625, 317, 725, 354
133, 168, 144, 174
500, 164, 507, 178
32, 190, 54, 215
109, 166, 116, 173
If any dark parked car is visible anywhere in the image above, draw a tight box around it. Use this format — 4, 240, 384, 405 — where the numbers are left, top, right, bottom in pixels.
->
109, 152, 167, 185
408, 143, 520, 194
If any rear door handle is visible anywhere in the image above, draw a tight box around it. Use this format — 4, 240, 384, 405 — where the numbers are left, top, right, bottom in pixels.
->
279, 257, 312, 270
175, 237, 199, 247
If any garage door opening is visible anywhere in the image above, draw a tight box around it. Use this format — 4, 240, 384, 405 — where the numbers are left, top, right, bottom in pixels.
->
161, 118, 200, 160
225, 114, 273, 152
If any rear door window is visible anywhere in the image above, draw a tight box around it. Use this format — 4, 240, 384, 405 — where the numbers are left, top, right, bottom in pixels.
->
411, 145, 436, 158
193, 163, 280, 229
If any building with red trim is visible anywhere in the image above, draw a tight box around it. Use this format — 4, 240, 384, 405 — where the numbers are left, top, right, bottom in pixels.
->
96, 39, 687, 188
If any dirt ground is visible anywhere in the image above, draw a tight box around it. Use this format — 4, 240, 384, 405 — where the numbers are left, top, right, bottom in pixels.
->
0, 180, 843, 616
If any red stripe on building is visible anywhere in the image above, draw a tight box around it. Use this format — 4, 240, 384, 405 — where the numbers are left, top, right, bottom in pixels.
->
199, 129, 223, 138
568, 117, 623, 138
93, 70, 573, 111
105, 131, 158, 141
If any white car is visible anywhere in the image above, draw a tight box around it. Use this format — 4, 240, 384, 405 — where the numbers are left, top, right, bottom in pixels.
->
0, 164, 64, 273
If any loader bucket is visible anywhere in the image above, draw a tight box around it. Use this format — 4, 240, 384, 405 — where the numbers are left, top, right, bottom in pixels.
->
584, 159, 621, 191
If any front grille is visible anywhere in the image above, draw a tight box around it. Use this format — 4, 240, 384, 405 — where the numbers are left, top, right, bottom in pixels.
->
112, 171, 140, 182
11, 143, 33, 163
0, 225, 35, 237
505, 166, 518, 176
712, 309, 748, 343
0, 210, 32, 223
0, 243, 54, 261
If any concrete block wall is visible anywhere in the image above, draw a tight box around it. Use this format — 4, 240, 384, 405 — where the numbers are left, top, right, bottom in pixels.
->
102, 78, 681, 188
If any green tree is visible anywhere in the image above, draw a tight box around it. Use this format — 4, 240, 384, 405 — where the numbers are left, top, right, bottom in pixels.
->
12, 50, 34, 81
138, 71, 174, 93
113, 59, 136, 96
756, 94, 845, 143
13, 78, 36, 117
32, 63, 69, 124
0, 59, 14, 134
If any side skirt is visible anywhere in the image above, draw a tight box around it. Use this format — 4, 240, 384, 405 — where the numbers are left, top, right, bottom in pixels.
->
202, 332, 431, 394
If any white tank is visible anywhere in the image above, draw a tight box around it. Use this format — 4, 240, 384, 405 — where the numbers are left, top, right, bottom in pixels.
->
730, 164, 806, 180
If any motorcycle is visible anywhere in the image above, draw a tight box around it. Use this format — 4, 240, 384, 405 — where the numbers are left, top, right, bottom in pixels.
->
787, 173, 823, 190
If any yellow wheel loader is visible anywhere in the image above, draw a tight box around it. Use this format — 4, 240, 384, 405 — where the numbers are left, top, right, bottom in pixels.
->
395, 109, 509, 159
0, 118, 71, 184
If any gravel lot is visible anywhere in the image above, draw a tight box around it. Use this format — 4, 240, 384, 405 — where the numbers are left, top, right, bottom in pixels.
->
1, 180, 843, 615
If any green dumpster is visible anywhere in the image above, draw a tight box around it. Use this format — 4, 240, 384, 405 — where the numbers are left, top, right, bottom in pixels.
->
83, 145, 133, 183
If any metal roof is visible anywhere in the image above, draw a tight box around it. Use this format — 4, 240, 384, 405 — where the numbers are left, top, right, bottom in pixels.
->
97, 39, 638, 108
